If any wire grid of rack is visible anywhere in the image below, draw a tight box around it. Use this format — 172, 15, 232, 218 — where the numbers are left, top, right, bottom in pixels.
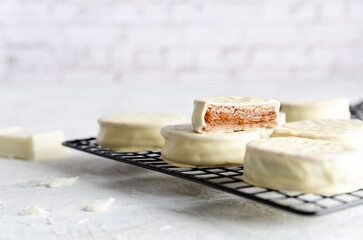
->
63, 101, 363, 216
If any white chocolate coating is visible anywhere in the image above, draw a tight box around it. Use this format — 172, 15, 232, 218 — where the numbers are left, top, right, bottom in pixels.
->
192, 96, 280, 133
271, 119, 363, 148
280, 97, 351, 122
97, 113, 186, 152
0, 127, 68, 161
161, 124, 261, 167
242, 137, 363, 194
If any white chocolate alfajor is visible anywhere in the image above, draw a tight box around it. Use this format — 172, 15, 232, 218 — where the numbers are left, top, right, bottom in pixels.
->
242, 137, 363, 195
280, 97, 350, 122
161, 124, 261, 167
97, 113, 186, 152
192, 96, 280, 133
271, 119, 363, 148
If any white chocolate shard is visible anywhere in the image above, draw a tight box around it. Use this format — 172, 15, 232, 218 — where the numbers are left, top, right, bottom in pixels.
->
28, 179, 48, 185
23, 206, 48, 216
84, 198, 115, 212
47, 177, 79, 188
29, 177, 79, 188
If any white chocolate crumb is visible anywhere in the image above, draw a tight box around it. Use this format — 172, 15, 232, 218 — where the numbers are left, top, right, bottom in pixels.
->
22, 206, 48, 216
28, 179, 48, 185
28, 177, 79, 188
84, 198, 115, 212
47, 177, 79, 188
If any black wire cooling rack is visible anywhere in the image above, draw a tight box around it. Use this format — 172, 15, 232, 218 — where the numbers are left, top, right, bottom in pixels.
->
63, 101, 363, 216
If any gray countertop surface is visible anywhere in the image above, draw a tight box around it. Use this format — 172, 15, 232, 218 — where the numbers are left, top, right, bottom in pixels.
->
1, 82, 362, 240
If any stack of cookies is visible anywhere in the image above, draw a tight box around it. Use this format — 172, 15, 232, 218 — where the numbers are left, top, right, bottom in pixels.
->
160, 96, 363, 195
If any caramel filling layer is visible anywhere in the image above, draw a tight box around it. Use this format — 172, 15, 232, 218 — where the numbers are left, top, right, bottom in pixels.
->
204, 110, 277, 125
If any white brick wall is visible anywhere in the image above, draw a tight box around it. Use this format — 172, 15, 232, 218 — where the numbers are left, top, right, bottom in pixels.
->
0, 0, 362, 84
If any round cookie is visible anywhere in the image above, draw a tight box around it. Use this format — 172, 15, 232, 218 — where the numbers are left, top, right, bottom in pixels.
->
280, 97, 350, 122
161, 124, 261, 167
242, 137, 363, 195
271, 119, 363, 148
97, 113, 186, 152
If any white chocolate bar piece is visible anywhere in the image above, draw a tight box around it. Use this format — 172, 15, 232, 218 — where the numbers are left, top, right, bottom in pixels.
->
0, 127, 68, 161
